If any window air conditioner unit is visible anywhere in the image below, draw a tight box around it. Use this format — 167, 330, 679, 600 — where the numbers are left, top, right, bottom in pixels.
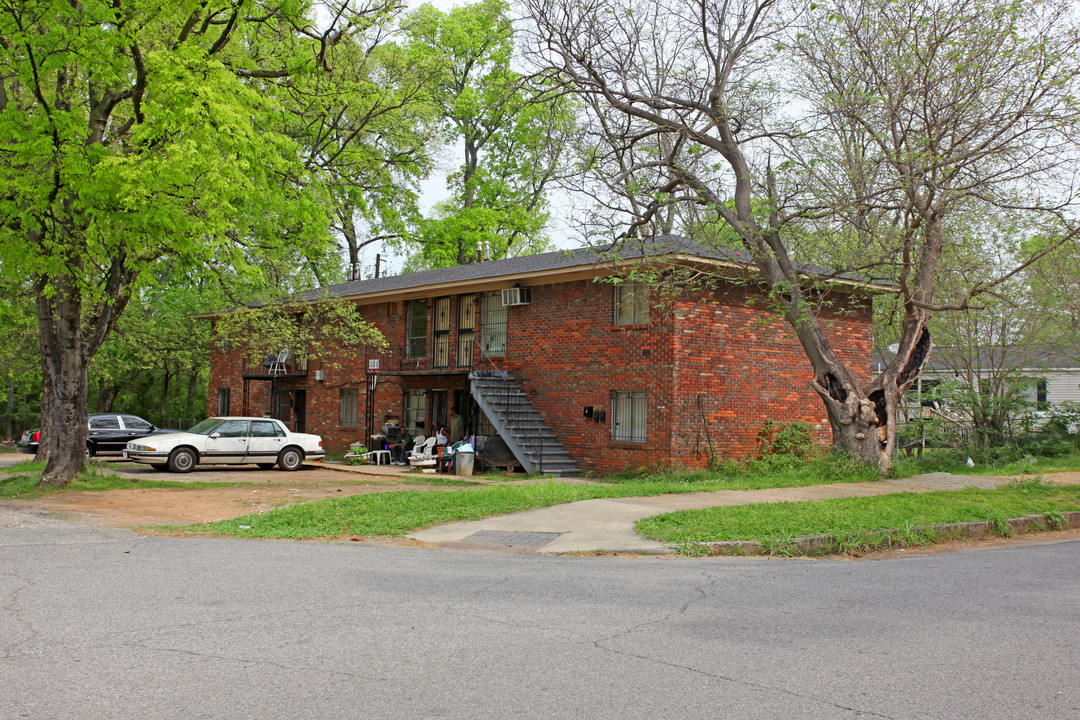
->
501, 287, 532, 306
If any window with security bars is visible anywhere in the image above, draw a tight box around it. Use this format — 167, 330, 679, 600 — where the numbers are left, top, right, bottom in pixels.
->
481, 291, 507, 355
611, 391, 647, 444
433, 297, 450, 367
614, 280, 649, 325
339, 389, 358, 427
457, 294, 476, 366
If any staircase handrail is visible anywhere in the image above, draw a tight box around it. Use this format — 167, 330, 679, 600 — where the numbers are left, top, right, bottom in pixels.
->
470, 338, 545, 474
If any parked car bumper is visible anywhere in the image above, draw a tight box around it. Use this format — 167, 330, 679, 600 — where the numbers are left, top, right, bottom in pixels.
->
16, 441, 38, 454
123, 450, 170, 464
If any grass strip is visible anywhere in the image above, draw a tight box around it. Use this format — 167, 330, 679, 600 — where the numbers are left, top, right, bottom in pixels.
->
172, 477, 809, 539
166, 456, 898, 540
636, 480, 1080, 555
892, 451, 1080, 478
0, 462, 251, 498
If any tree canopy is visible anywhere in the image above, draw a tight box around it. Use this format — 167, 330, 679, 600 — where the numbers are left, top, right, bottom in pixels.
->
0, 0, 395, 485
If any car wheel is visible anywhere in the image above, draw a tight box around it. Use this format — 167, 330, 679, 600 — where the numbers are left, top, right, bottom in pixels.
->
85, 444, 95, 458
168, 447, 197, 473
277, 447, 304, 471
150, 464, 169, 472
256, 463, 276, 470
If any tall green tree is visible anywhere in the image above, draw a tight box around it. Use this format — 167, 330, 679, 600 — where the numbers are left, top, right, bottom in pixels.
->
0, 0, 391, 486
403, 0, 575, 269
284, 18, 439, 276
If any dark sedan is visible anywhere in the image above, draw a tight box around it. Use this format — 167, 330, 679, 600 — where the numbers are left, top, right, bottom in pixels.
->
16, 428, 40, 454
17, 414, 174, 457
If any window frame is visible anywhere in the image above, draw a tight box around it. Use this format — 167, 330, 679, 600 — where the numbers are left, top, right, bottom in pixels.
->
481, 291, 507, 356
614, 280, 650, 326
216, 388, 231, 416
404, 389, 428, 437
406, 300, 428, 359
611, 391, 647, 444
339, 388, 359, 427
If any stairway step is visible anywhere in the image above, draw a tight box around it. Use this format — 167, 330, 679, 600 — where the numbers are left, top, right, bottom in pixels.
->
470, 371, 578, 476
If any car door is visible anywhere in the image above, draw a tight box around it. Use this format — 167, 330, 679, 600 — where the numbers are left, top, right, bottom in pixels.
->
202, 419, 250, 464
118, 415, 155, 452
88, 415, 123, 453
247, 420, 287, 463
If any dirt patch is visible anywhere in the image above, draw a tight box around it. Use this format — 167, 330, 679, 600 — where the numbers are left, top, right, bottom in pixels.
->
0, 460, 437, 527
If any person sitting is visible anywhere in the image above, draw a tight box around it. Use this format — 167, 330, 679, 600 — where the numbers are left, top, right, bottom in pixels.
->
389, 428, 414, 465
434, 423, 449, 447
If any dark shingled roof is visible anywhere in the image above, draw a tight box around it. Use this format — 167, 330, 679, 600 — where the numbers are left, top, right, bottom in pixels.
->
299, 235, 721, 302
298, 234, 875, 303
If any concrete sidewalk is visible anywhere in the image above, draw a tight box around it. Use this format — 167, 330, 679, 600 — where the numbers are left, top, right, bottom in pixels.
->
407, 472, 1056, 555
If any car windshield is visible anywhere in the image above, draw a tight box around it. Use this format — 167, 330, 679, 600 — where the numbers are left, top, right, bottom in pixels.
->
187, 418, 225, 435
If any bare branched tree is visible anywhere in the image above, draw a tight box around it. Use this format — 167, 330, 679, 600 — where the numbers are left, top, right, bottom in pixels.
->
523, 0, 1080, 470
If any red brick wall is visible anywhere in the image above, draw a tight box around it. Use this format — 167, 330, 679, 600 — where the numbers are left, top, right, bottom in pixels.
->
206, 279, 873, 475
502, 279, 677, 475
668, 287, 873, 468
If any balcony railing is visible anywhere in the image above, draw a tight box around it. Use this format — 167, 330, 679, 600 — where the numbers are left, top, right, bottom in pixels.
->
377, 343, 480, 374
242, 356, 309, 379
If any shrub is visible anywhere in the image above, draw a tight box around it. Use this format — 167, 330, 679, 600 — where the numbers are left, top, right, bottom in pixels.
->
756, 419, 815, 459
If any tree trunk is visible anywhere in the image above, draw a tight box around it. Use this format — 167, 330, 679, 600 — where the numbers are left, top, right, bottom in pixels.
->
97, 378, 118, 413
35, 275, 88, 487
187, 367, 199, 411
159, 359, 171, 426
4, 372, 13, 442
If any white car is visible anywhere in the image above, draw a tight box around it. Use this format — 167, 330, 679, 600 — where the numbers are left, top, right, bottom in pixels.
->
124, 417, 325, 473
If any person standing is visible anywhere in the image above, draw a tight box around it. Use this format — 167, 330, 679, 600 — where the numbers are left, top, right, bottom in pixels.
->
448, 406, 464, 444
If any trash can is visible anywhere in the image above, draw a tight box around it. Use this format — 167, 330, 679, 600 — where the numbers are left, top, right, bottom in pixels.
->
455, 444, 475, 477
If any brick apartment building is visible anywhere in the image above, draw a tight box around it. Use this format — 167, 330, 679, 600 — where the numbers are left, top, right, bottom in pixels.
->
206, 237, 875, 476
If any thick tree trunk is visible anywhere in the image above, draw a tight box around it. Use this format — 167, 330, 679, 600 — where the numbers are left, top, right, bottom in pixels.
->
35, 276, 89, 487
812, 323, 932, 472
34, 341, 54, 465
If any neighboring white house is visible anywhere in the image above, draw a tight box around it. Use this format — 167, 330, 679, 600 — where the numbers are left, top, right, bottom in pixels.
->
876, 344, 1080, 424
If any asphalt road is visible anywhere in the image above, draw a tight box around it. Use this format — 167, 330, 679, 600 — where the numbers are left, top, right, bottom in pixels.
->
1, 506, 1077, 720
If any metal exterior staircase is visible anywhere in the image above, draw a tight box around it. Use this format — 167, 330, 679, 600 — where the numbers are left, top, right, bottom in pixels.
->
469, 371, 580, 477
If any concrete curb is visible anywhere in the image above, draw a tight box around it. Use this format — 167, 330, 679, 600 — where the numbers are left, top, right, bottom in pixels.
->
694, 510, 1080, 557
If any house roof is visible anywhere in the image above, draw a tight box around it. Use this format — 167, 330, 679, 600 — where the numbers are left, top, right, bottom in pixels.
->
927, 344, 1080, 372
197, 235, 888, 318
876, 344, 1080, 374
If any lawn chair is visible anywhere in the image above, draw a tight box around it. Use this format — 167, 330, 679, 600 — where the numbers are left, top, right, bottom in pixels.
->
408, 436, 437, 468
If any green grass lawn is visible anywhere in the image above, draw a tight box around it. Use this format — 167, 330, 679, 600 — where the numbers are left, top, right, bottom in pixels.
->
0, 460, 254, 497
9, 450, 1080, 554
637, 480, 1080, 556
892, 450, 1080, 477
168, 455, 891, 539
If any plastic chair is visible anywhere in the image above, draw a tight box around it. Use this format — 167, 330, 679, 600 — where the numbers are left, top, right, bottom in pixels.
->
408, 437, 437, 466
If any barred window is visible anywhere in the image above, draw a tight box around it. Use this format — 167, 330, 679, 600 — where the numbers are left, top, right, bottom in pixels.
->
614, 280, 649, 325
340, 389, 359, 427
481, 291, 507, 356
612, 391, 647, 444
